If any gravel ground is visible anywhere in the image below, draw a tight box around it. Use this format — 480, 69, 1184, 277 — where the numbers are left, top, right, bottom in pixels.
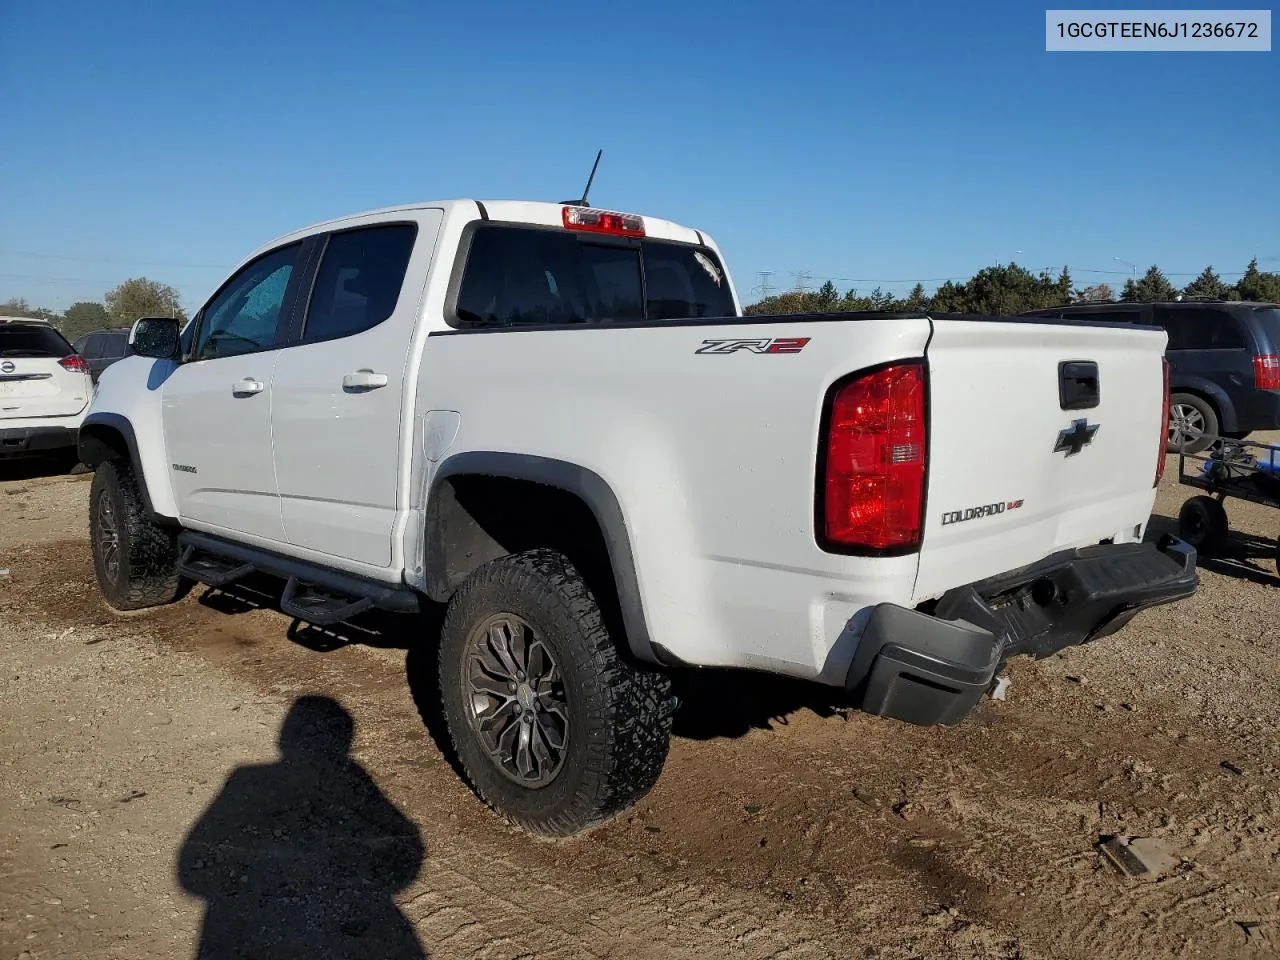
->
1, 437, 1277, 960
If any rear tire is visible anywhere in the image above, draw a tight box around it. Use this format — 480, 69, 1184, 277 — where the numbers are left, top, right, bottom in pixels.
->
1167, 394, 1218, 454
89, 459, 183, 610
1177, 495, 1229, 555
438, 548, 674, 837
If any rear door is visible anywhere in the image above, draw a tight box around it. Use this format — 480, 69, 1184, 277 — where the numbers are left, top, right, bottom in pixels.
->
914, 316, 1166, 601
0, 322, 90, 420
270, 212, 442, 567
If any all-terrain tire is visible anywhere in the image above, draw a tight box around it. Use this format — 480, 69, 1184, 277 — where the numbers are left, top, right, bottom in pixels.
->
89, 459, 183, 610
438, 548, 675, 837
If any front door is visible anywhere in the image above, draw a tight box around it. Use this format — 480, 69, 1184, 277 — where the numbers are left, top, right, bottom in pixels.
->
163, 241, 306, 541
271, 214, 440, 567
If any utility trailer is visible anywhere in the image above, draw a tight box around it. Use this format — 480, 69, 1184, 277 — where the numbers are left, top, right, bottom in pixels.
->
1177, 436, 1280, 576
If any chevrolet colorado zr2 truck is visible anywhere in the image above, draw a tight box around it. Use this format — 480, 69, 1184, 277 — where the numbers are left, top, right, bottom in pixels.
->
79, 199, 1199, 836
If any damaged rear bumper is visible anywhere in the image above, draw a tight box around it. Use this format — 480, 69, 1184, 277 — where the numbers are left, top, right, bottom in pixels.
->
844, 535, 1199, 726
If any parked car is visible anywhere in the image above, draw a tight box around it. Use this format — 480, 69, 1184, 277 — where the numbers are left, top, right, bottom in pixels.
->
80, 199, 1196, 836
72, 328, 133, 384
1022, 300, 1280, 453
0, 316, 92, 463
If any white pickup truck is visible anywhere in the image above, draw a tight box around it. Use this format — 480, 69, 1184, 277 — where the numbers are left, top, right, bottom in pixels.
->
80, 199, 1198, 836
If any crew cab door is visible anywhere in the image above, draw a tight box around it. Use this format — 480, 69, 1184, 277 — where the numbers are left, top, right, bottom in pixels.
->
270, 212, 442, 567
162, 241, 308, 541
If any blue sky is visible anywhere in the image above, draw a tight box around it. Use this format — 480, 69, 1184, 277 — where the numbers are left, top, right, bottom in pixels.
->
2, 0, 1277, 312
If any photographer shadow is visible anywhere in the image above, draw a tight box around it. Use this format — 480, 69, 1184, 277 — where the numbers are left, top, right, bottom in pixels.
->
178, 695, 428, 959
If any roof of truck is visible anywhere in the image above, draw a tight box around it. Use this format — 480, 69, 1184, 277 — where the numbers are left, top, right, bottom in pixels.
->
272, 199, 709, 250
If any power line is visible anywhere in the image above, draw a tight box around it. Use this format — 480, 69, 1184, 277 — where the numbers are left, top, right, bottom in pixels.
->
752, 271, 774, 299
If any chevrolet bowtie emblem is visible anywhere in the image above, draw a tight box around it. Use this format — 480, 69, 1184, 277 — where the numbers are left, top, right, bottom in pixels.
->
1054, 418, 1100, 457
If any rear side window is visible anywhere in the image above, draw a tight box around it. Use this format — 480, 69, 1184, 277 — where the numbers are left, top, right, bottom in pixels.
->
302, 223, 418, 343
107, 330, 131, 357
0, 325, 72, 358
1153, 308, 1247, 350
453, 225, 734, 328
644, 243, 732, 319
79, 333, 105, 357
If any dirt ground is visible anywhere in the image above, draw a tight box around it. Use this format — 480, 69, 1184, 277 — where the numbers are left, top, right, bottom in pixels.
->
1, 439, 1278, 960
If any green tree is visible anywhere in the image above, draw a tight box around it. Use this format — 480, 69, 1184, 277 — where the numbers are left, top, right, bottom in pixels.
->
930, 280, 967, 313
57, 301, 111, 342
1182, 266, 1229, 300
1122, 266, 1176, 302
0, 298, 59, 321
868, 286, 895, 311
1054, 266, 1073, 304
813, 280, 840, 311
105, 278, 187, 328
903, 283, 928, 310
1233, 258, 1280, 303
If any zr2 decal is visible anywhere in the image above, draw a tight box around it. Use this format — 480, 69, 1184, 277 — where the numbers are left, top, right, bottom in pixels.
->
695, 337, 810, 355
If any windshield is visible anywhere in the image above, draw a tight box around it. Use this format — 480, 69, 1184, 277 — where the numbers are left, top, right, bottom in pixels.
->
0, 325, 73, 358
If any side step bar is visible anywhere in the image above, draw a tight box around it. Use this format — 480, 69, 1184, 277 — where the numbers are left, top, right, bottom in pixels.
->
176, 531, 421, 625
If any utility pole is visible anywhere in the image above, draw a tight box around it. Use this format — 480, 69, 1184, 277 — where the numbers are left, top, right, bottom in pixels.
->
792, 271, 811, 294
754, 271, 774, 300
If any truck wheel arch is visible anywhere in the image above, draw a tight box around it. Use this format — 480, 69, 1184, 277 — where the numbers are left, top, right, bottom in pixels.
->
423, 452, 660, 666
77, 414, 170, 522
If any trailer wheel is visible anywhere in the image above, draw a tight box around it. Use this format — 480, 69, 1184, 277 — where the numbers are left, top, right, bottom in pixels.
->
1177, 495, 1229, 554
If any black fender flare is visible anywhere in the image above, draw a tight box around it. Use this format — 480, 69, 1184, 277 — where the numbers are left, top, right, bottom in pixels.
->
425, 452, 660, 666
77, 413, 173, 522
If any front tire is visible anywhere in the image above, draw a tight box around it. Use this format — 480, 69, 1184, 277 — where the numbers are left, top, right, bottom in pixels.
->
89, 460, 183, 610
1167, 394, 1219, 454
438, 549, 674, 837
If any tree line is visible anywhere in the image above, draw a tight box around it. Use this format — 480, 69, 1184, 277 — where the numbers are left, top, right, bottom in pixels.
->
1, 277, 187, 343
744, 258, 1280, 316
4, 257, 1278, 341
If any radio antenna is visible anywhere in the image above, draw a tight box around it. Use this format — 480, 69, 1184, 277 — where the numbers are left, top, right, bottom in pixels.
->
561, 149, 603, 206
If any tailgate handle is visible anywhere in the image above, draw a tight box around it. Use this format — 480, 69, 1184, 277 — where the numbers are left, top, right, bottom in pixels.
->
1059, 361, 1100, 411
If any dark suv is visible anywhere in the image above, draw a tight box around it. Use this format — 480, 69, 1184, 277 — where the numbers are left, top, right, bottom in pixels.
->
71, 328, 132, 384
1021, 300, 1280, 452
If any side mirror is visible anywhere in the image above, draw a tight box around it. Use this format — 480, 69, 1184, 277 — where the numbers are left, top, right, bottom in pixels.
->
129, 317, 181, 360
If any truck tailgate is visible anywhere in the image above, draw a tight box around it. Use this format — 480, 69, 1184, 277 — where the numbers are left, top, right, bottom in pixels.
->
913, 317, 1166, 602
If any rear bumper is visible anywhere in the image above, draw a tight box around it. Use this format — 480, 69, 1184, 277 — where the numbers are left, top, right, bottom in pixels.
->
0, 423, 81, 457
844, 535, 1199, 726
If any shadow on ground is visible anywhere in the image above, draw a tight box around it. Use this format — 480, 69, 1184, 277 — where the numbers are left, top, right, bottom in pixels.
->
194, 576, 854, 746
0, 454, 84, 483
1148, 513, 1278, 587
178, 695, 428, 959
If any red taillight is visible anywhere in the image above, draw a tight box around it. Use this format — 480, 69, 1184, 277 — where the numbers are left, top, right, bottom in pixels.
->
58, 354, 89, 373
561, 205, 645, 237
1155, 357, 1171, 486
820, 362, 927, 552
1253, 354, 1280, 391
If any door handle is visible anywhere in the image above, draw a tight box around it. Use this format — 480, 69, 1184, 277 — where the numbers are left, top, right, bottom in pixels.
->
342, 370, 389, 391
232, 378, 264, 396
